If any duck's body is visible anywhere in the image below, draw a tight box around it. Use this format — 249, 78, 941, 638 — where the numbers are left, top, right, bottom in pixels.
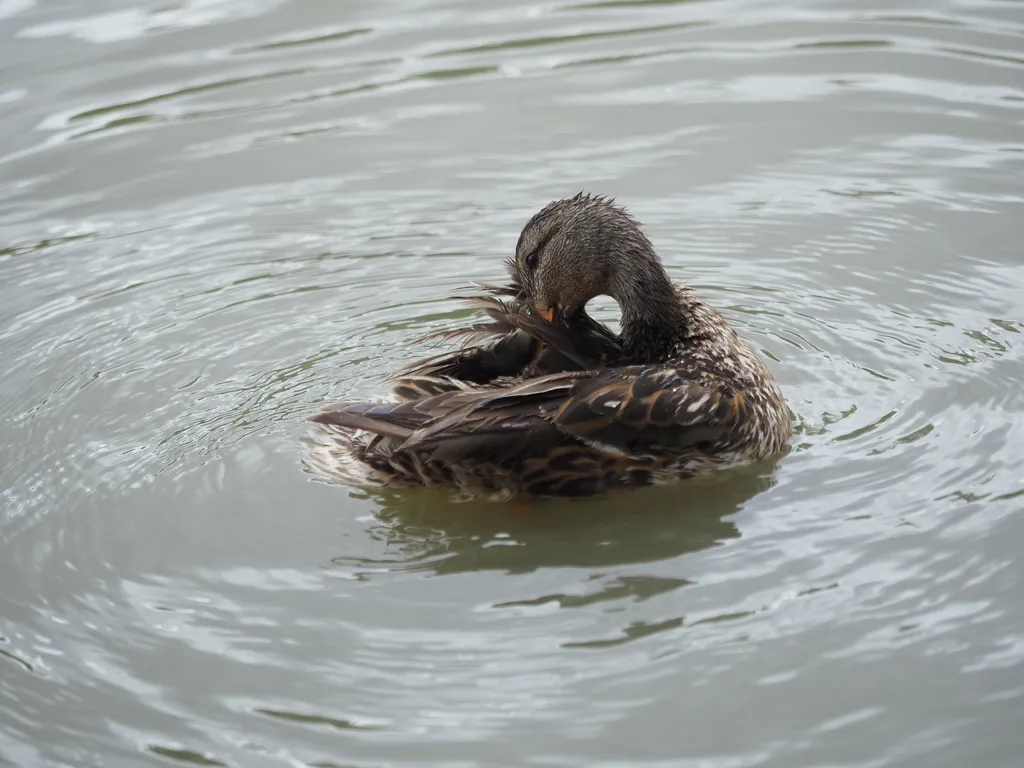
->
308, 194, 791, 499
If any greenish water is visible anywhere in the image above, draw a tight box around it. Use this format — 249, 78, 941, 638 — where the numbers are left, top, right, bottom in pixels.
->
2, 1, 1023, 766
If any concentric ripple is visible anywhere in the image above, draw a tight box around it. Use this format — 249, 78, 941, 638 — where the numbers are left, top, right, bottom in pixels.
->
1, 0, 1023, 766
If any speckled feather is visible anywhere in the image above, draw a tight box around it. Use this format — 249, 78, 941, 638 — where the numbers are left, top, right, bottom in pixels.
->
306, 194, 791, 499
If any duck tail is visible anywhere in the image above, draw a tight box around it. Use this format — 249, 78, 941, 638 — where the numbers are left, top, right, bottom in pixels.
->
306, 402, 414, 441
303, 401, 417, 487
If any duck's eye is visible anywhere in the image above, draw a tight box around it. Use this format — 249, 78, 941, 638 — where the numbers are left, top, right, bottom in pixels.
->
525, 250, 539, 270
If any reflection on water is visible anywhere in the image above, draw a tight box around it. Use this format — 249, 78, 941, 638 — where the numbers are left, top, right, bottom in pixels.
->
330, 464, 778, 576
2, 0, 1024, 765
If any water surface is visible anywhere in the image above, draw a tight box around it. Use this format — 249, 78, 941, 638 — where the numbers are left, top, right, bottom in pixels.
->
2, 0, 1024, 766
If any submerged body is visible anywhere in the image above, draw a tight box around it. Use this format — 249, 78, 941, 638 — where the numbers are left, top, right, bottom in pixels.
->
307, 194, 791, 499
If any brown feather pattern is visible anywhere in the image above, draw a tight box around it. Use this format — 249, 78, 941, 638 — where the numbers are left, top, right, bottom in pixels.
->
306, 195, 792, 499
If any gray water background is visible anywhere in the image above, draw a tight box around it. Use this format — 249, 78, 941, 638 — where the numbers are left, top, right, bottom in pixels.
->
2, 0, 1024, 766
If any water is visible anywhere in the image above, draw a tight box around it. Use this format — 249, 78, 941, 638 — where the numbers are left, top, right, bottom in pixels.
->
2, 0, 1023, 765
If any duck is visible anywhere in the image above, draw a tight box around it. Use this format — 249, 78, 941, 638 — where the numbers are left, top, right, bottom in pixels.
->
306, 193, 791, 499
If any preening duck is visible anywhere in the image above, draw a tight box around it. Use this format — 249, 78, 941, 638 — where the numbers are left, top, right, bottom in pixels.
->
307, 193, 791, 499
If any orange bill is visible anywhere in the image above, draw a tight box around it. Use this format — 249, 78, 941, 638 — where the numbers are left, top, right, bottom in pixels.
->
531, 305, 557, 362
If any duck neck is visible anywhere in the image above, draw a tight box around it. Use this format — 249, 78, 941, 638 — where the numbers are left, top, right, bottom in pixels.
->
610, 255, 686, 364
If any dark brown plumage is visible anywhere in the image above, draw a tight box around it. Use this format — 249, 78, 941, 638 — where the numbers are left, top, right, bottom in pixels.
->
307, 194, 791, 499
